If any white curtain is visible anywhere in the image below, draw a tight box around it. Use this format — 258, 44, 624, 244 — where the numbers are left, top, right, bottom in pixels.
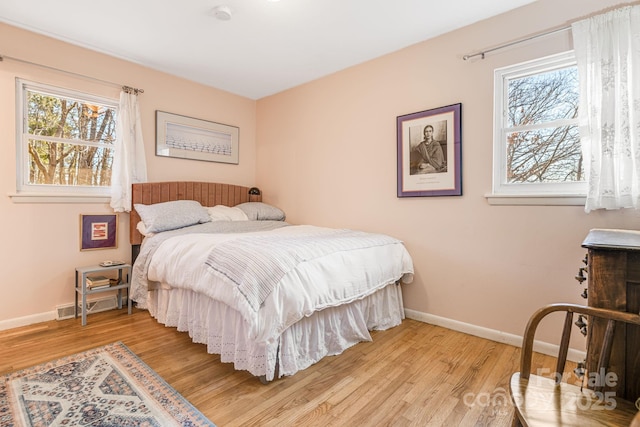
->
572, 5, 640, 213
110, 90, 147, 212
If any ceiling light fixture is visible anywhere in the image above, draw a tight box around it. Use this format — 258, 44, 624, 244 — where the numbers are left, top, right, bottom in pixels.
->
211, 5, 232, 21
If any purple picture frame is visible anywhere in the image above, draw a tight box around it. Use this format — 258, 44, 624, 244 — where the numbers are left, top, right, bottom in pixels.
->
397, 103, 462, 197
80, 214, 118, 251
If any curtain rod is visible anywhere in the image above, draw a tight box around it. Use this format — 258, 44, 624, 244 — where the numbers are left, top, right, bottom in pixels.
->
0, 53, 144, 94
462, 25, 571, 61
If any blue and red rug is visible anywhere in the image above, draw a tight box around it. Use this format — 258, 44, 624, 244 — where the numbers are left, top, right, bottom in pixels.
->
0, 341, 215, 426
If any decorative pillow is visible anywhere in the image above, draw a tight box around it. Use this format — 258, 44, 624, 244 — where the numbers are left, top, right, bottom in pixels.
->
207, 205, 249, 221
136, 221, 155, 237
235, 202, 286, 221
134, 200, 211, 233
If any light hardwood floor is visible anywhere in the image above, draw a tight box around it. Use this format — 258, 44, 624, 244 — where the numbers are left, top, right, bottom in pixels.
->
0, 307, 562, 426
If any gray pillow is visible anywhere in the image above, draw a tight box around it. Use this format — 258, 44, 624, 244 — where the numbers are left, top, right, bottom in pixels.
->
236, 202, 286, 221
134, 200, 211, 233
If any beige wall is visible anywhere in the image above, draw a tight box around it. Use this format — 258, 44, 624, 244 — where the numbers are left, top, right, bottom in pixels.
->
255, 0, 640, 345
0, 23, 257, 326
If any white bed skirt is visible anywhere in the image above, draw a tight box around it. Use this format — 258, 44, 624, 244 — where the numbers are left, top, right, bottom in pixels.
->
146, 281, 405, 381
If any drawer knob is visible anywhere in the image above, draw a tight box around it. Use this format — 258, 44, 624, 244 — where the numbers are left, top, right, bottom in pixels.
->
575, 315, 587, 329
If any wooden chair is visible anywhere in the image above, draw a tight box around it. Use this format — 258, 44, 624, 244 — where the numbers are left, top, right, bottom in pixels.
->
510, 303, 640, 426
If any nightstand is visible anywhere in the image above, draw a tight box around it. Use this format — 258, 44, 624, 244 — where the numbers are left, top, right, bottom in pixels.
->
75, 263, 132, 326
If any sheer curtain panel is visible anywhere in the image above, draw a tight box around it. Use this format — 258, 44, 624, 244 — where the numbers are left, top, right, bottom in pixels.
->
572, 5, 640, 213
110, 90, 147, 212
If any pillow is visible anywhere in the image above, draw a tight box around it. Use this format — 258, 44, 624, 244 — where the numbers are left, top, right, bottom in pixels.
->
134, 200, 211, 233
236, 202, 286, 221
207, 205, 249, 221
136, 221, 155, 237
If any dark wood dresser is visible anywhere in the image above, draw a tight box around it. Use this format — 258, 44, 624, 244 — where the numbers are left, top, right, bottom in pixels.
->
582, 229, 640, 402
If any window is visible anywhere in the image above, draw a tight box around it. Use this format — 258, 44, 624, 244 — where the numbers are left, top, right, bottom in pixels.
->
15, 79, 118, 199
492, 52, 585, 202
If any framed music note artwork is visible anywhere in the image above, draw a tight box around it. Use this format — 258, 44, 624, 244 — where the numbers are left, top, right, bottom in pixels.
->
155, 111, 239, 164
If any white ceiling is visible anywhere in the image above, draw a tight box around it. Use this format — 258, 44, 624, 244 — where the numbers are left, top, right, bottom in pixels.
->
0, 0, 536, 99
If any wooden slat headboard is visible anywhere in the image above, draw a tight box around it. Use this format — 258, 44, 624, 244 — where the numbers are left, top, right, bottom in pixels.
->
130, 181, 261, 245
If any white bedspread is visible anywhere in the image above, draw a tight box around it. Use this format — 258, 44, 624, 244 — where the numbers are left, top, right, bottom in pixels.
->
206, 227, 403, 312
131, 223, 414, 345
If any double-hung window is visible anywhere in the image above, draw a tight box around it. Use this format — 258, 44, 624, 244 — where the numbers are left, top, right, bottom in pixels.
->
15, 79, 118, 200
491, 51, 585, 204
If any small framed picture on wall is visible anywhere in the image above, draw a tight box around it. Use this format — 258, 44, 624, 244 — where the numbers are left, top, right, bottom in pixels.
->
80, 214, 118, 251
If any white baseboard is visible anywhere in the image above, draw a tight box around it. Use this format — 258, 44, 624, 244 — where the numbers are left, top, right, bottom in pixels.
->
404, 308, 586, 363
0, 311, 57, 331
0, 296, 127, 331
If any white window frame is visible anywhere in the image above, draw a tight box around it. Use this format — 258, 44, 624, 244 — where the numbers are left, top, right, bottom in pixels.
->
12, 79, 118, 203
488, 51, 586, 206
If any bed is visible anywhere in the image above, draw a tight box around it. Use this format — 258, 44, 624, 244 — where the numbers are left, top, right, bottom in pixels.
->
129, 181, 414, 382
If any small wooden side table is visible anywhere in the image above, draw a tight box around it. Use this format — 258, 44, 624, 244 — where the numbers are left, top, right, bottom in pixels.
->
75, 263, 132, 326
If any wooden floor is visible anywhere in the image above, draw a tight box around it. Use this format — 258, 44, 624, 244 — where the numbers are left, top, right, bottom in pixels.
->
0, 308, 562, 426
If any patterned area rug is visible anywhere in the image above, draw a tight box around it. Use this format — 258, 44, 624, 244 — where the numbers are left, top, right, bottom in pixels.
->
0, 341, 215, 426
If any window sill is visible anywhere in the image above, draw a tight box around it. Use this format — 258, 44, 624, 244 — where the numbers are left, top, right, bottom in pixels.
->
485, 194, 586, 206
9, 193, 111, 204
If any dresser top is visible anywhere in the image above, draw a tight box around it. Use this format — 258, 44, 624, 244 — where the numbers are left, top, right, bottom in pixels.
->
582, 228, 640, 250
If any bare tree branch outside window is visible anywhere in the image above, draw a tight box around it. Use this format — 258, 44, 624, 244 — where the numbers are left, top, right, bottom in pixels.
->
505, 66, 582, 184
25, 90, 116, 188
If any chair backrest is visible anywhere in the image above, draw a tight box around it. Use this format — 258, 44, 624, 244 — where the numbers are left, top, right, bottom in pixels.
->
520, 303, 640, 390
